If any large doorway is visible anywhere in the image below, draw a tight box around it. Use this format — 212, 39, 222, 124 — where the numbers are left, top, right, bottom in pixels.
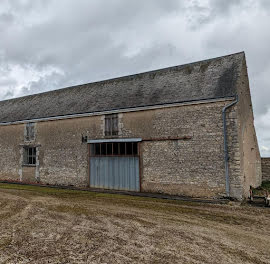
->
89, 141, 140, 191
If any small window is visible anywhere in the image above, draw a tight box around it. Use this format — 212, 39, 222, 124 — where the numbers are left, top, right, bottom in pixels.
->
91, 142, 138, 156
25, 123, 35, 141
105, 114, 118, 136
24, 147, 37, 165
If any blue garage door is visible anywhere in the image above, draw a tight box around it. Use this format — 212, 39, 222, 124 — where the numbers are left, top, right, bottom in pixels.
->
89, 142, 140, 191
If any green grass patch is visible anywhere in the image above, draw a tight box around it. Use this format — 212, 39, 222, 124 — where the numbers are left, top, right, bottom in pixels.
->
0, 183, 262, 226
0, 182, 207, 208
0, 183, 129, 200
0, 183, 94, 197
252, 181, 270, 196
262, 181, 270, 191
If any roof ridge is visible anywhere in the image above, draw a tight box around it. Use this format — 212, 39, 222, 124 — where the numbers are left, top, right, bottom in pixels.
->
0, 51, 245, 104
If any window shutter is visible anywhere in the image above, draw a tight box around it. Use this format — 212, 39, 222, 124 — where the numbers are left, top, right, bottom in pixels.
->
105, 114, 118, 136
113, 115, 118, 135
25, 123, 35, 141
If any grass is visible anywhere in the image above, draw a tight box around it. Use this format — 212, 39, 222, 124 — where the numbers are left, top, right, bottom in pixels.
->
252, 181, 270, 196
262, 181, 270, 191
0, 183, 261, 227
0, 182, 132, 201
0, 182, 199, 206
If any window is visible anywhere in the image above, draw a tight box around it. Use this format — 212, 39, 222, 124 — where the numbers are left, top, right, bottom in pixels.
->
24, 147, 36, 165
91, 142, 138, 156
25, 123, 35, 141
105, 114, 118, 136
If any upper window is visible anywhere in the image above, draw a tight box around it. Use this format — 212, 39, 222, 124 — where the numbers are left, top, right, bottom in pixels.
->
105, 114, 118, 136
24, 146, 36, 165
90, 142, 138, 156
25, 123, 35, 141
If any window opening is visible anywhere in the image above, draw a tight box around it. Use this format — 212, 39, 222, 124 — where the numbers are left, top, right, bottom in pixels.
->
105, 114, 118, 136
25, 123, 35, 141
24, 147, 37, 165
91, 142, 138, 156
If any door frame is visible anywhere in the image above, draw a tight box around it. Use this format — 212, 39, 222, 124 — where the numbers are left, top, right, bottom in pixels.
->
87, 138, 142, 192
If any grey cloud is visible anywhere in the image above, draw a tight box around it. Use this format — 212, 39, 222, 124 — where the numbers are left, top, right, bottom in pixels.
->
2, 90, 14, 100
0, 78, 17, 87
19, 71, 64, 97
0, 0, 270, 155
21, 42, 180, 96
0, 12, 14, 24
1, 0, 182, 69
185, 0, 248, 29
259, 0, 270, 11
207, 0, 245, 14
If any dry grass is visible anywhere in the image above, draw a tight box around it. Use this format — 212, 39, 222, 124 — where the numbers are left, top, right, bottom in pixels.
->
0, 183, 270, 264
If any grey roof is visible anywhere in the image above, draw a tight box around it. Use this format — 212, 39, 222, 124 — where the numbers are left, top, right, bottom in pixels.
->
0, 52, 245, 123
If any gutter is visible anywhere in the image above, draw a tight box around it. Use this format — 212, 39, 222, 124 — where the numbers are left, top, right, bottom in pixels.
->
0, 96, 235, 126
222, 95, 239, 197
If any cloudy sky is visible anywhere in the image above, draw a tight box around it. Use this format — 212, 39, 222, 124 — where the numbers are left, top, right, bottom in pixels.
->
0, 0, 270, 155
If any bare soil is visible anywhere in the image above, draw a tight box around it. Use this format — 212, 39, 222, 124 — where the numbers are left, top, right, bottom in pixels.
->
0, 183, 270, 264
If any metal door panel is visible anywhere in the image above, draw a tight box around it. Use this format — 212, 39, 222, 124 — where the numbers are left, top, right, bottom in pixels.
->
90, 157, 139, 191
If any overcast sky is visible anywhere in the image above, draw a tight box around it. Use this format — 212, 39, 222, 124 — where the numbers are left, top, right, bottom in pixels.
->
0, 0, 270, 155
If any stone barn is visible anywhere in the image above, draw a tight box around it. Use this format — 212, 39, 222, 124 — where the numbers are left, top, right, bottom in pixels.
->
0, 52, 262, 200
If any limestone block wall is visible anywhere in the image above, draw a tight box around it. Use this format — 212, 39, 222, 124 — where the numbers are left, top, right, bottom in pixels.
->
37, 115, 103, 187
236, 58, 262, 197
0, 99, 243, 199
122, 101, 241, 198
0, 124, 23, 182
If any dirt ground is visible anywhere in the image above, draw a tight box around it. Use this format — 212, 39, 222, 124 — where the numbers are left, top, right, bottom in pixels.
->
0, 184, 270, 264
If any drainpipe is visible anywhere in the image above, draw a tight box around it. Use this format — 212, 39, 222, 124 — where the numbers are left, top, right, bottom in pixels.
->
222, 95, 239, 198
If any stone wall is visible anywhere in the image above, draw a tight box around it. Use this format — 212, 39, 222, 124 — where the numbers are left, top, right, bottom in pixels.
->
0, 99, 244, 199
121, 101, 241, 198
37, 115, 103, 187
0, 124, 23, 182
236, 57, 262, 197
261, 158, 270, 182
